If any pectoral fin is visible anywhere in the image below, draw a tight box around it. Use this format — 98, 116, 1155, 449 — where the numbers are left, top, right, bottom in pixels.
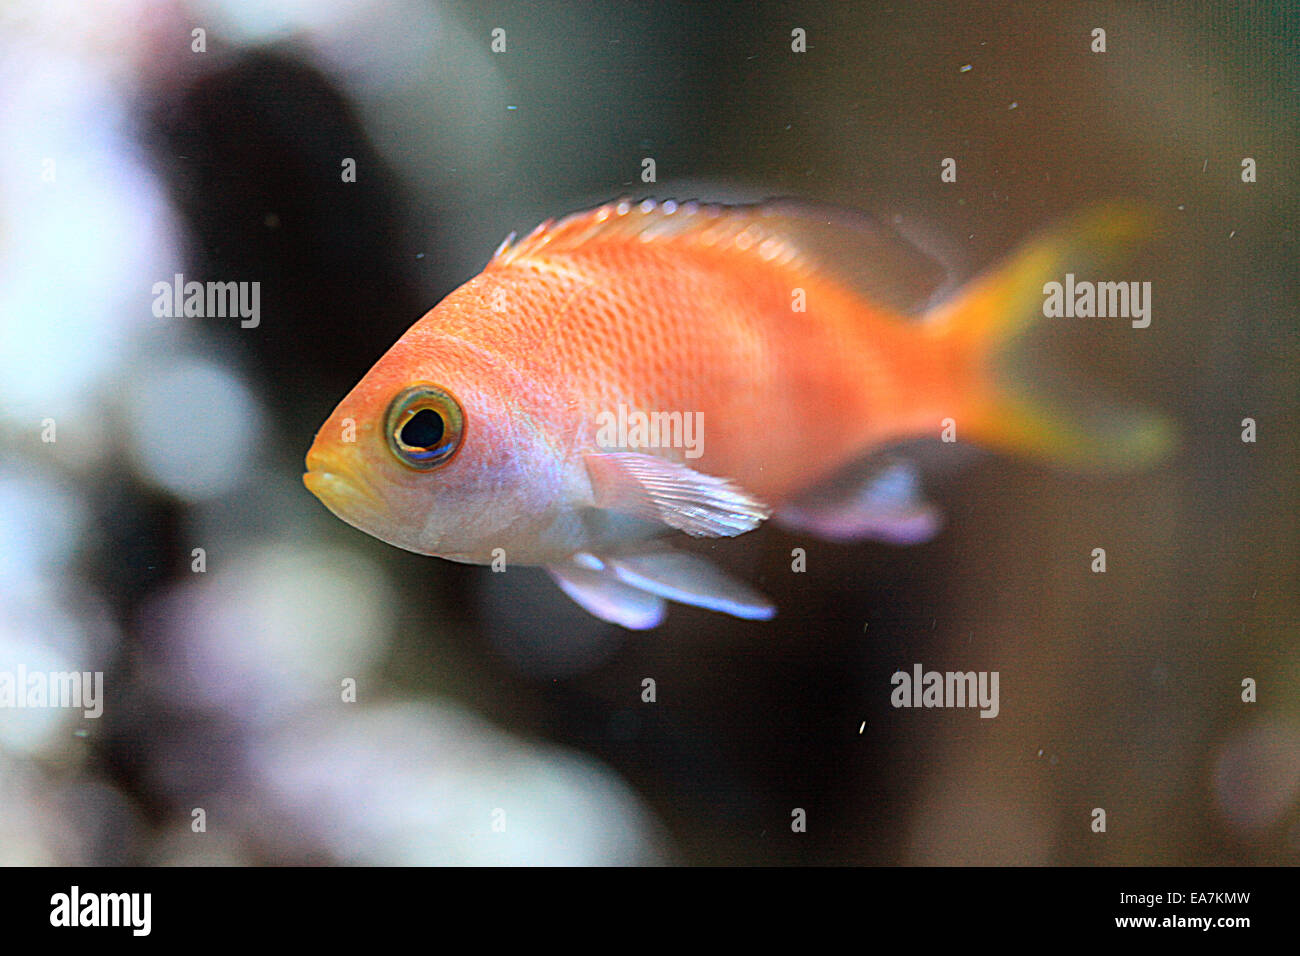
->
547, 562, 666, 630
585, 452, 771, 537
605, 550, 776, 620
774, 458, 942, 545
548, 548, 776, 627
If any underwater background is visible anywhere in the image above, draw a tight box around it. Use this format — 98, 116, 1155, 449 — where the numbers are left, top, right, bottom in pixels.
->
0, 0, 1295, 865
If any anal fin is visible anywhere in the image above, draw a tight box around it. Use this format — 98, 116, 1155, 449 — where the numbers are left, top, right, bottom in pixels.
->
774, 458, 942, 545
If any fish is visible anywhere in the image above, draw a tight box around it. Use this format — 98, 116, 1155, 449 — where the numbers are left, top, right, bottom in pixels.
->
304, 197, 1173, 629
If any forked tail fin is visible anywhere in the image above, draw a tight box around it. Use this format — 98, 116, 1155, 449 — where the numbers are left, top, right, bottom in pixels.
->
924, 204, 1176, 471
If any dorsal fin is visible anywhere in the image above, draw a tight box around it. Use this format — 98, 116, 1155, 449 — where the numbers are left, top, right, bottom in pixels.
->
489, 197, 951, 314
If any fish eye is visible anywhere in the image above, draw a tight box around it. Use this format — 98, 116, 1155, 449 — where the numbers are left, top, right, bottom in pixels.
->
385, 384, 465, 470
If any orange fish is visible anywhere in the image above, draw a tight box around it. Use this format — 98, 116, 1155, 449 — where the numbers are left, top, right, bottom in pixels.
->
304, 198, 1171, 628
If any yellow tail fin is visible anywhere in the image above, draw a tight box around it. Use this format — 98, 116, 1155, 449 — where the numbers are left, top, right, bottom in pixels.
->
926, 204, 1176, 471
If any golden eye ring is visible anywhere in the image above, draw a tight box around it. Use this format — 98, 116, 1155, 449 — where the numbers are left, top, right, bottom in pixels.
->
385, 384, 465, 470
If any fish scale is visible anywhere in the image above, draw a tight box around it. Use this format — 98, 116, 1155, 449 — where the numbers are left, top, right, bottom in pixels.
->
483, 207, 902, 497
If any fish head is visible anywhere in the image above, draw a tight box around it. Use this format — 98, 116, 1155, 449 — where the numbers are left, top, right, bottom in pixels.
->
304, 326, 575, 563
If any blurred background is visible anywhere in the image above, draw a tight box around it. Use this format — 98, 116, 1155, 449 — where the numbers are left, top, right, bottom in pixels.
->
0, 0, 1295, 865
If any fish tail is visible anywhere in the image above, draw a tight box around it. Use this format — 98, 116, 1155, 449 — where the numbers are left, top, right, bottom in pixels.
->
923, 204, 1176, 471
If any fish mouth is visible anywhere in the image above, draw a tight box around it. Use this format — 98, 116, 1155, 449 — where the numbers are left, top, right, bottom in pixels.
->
303, 447, 383, 514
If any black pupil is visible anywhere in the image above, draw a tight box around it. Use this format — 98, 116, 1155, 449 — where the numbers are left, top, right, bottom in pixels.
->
400, 408, 445, 449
